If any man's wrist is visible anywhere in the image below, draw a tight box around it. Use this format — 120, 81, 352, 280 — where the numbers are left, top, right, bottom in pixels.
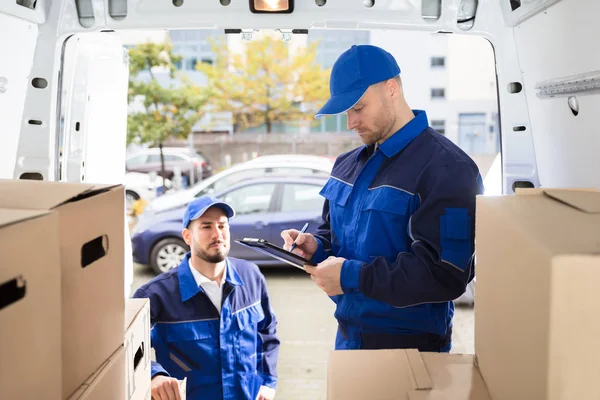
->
311, 238, 327, 263
259, 374, 277, 388
340, 259, 362, 293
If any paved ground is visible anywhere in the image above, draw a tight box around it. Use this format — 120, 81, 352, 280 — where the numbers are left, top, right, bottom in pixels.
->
132, 264, 474, 400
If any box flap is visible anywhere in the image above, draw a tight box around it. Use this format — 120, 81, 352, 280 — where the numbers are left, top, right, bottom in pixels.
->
67, 346, 125, 400
0, 180, 117, 210
515, 187, 598, 196
416, 353, 493, 400
543, 189, 600, 213
406, 349, 432, 390
477, 189, 600, 255
327, 349, 432, 399
0, 208, 50, 228
126, 298, 149, 331
408, 389, 491, 400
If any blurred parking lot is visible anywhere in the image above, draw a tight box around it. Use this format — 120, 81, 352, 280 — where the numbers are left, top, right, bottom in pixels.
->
132, 263, 474, 400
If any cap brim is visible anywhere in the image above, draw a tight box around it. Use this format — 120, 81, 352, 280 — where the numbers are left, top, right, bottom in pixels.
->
189, 202, 235, 223
314, 87, 367, 119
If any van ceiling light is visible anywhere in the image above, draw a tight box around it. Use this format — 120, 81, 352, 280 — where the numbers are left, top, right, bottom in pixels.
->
535, 70, 600, 98
250, 0, 294, 13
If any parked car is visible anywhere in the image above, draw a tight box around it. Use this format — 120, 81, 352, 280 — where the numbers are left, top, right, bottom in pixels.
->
131, 175, 328, 274
124, 172, 172, 213
139, 155, 334, 217
243, 154, 337, 166
126, 147, 213, 183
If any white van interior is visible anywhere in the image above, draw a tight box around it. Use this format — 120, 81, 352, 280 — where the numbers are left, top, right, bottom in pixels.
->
2, 0, 598, 193
1, 0, 598, 398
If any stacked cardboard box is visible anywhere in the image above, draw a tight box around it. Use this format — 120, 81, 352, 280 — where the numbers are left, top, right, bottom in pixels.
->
326, 188, 600, 399
327, 349, 492, 399
0, 209, 62, 399
125, 298, 152, 400
0, 180, 129, 399
475, 188, 600, 400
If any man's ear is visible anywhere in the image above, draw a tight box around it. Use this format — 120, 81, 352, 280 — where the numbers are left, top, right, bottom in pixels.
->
385, 78, 399, 98
182, 228, 192, 246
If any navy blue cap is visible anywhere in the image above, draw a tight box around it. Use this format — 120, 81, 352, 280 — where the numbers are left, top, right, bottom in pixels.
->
183, 195, 235, 229
315, 45, 401, 118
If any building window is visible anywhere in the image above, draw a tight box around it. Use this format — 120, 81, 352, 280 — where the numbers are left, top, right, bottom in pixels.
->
431, 57, 445, 68
431, 119, 445, 134
308, 29, 370, 69
431, 88, 446, 99
185, 58, 198, 70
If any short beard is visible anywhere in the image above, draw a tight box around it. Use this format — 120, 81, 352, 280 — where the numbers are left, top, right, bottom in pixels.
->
193, 245, 228, 264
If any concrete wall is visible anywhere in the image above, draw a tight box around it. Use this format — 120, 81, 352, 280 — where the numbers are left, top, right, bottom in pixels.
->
165, 132, 363, 171
165, 132, 497, 178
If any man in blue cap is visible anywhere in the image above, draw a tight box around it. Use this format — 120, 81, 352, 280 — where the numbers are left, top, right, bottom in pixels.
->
282, 45, 484, 352
133, 196, 279, 400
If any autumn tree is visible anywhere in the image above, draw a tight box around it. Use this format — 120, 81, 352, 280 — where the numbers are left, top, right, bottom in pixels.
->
127, 42, 211, 186
196, 35, 330, 133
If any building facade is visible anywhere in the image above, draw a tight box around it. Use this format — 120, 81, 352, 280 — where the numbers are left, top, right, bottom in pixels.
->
121, 28, 499, 157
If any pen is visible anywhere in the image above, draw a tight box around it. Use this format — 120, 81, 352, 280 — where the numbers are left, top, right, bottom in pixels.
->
290, 222, 309, 252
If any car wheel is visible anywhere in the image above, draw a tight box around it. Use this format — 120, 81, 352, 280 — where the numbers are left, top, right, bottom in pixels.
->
126, 190, 140, 212
150, 238, 189, 274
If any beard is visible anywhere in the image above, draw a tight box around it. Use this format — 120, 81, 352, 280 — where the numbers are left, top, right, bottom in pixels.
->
193, 240, 229, 264
357, 102, 395, 146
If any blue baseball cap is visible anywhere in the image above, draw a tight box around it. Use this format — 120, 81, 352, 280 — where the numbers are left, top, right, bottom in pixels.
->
315, 45, 401, 118
183, 196, 235, 229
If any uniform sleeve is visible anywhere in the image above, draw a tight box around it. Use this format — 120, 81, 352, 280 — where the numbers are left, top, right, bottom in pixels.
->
312, 199, 333, 263
256, 273, 280, 388
340, 161, 483, 307
132, 287, 170, 378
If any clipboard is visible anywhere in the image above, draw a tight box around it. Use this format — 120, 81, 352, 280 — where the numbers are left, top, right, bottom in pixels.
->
235, 238, 317, 270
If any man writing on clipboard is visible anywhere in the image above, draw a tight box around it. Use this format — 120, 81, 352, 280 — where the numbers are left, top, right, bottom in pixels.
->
281, 44, 483, 352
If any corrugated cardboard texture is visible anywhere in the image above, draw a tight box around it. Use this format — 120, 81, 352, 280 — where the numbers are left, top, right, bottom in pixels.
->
327, 349, 424, 400
416, 353, 493, 399
67, 345, 126, 400
548, 255, 600, 400
0, 180, 126, 398
0, 179, 115, 210
475, 190, 600, 400
125, 299, 151, 400
59, 185, 126, 397
327, 350, 491, 400
0, 209, 62, 400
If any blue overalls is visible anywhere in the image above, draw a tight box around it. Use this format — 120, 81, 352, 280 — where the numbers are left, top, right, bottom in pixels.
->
311, 110, 484, 351
132, 255, 279, 400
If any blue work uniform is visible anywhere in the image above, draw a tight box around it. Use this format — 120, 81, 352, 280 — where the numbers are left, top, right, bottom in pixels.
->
312, 109, 484, 352
132, 255, 279, 400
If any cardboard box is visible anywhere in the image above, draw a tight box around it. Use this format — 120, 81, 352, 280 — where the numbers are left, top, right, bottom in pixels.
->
0, 209, 62, 400
327, 349, 492, 399
475, 189, 600, 400
67, 345, 126, 400
0, 180, 126, 397
125, 298, 151, 400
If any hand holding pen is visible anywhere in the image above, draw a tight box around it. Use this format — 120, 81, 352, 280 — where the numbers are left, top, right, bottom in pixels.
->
290, 222, 309, 252
281, 222, 318, 260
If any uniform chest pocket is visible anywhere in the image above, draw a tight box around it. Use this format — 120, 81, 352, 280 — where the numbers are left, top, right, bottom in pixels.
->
360, 186, 414, 258
320, 178, 352, 207
319, 178, 352, 248
233, 302, 265, 372
165, 320, 219, 373
235, 302, 265, 331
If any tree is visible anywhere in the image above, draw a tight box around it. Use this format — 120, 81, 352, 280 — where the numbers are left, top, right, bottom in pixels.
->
127, 42, 211, 187
196, 35, 331, 133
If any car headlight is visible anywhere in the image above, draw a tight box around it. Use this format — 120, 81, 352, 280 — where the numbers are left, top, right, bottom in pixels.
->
132, 216, 151, 235
141, 204, 154, 217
